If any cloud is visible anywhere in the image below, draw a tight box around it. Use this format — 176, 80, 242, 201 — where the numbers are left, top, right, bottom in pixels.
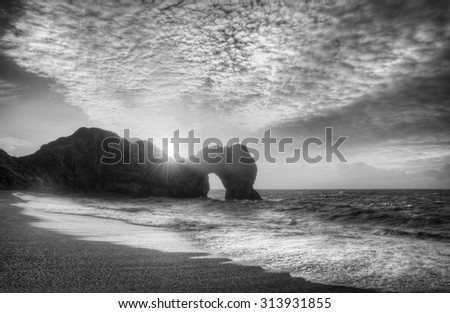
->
271, 72, 450, 173
274, 74, 450, 143
421, 163, 450, 181
2, 0, 448, 137
337, 162, 410, 181
0, 135, 32, 152
255, 161, 448, 189
0, 0, 448, 188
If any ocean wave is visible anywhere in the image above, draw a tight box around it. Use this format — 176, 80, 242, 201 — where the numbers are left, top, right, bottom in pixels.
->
11, 190, 450, 292
372, 227, 450, 241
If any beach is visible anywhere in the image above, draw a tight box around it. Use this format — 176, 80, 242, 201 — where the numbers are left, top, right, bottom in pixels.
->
0, 191, 365, 293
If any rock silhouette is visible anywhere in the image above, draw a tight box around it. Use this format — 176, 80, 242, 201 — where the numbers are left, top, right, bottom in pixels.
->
188, 144, 261, 200
0, 127, 261, 200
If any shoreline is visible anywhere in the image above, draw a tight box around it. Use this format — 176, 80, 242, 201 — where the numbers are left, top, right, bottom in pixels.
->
0, 191, 368, 292
17, 205, 206, 254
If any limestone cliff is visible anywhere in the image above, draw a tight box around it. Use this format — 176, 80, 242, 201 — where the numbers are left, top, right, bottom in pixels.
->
0, 127, 261, 200
187, 144, 261, 200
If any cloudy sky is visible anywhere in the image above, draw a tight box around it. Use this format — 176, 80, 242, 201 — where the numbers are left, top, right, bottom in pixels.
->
0, 0, 449, 188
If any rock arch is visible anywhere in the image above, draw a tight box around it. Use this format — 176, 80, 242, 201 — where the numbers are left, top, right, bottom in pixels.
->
0, 128, 262, 200
186, 144, 261, 200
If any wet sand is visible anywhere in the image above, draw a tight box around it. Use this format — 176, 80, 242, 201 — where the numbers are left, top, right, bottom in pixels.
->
0, 191, 368, 292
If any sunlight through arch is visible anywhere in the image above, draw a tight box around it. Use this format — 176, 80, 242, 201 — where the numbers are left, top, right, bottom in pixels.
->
207, 173, 225, 200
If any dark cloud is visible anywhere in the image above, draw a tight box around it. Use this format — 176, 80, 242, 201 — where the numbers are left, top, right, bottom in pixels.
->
0, 0, 24, 39
421, 163, 450, 181
337, 162, 410, 181
274, 74, 450, 145
0, 0, 93, 155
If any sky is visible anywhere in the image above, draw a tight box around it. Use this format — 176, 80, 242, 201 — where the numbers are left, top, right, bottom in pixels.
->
0, 0, 449, 189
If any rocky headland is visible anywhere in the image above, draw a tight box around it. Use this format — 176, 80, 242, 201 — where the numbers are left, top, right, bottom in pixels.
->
0, 127, 261, 200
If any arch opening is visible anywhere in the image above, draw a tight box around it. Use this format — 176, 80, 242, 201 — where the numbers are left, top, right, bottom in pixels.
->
207, 173, 225, 200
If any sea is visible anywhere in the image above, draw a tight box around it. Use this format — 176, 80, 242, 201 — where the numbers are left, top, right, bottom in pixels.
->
13, 189, 450, 292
